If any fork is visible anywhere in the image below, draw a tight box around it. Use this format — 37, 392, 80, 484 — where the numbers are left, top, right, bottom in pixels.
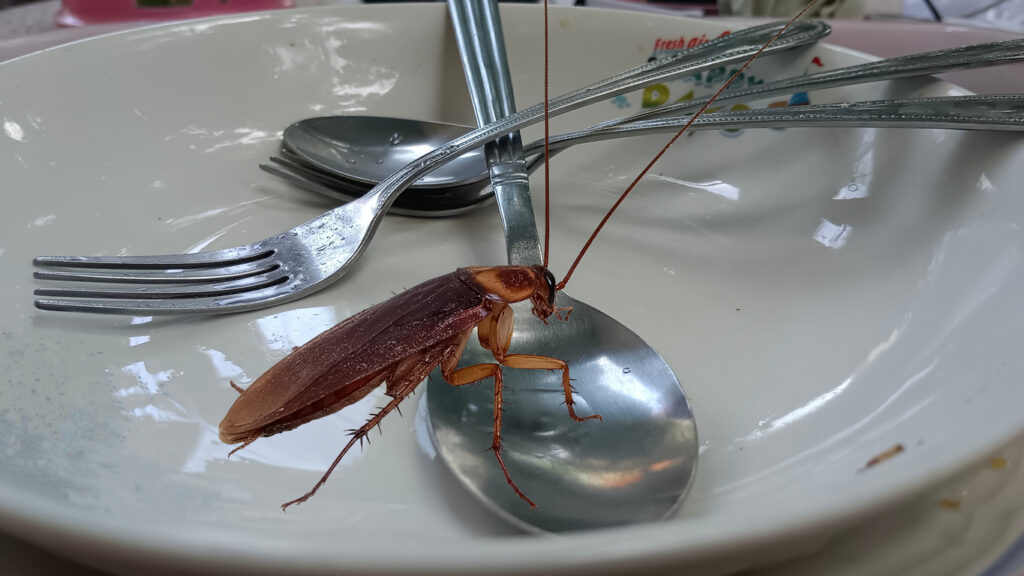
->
32, 20, 828, 315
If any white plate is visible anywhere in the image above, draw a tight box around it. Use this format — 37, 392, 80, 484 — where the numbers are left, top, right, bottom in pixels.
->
1, 5, 1023, 575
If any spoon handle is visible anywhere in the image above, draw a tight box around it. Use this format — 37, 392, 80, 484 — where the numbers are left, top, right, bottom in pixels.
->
449, 0, 542, 266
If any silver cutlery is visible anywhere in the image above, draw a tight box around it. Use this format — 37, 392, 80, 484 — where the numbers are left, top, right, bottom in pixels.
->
265, 95, 1024, 216
266, 36, 1024, 213
32, 19, 829, 315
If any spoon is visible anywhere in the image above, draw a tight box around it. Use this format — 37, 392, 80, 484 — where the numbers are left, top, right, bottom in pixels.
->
276, 116, 494, 214
268, 36, 1024, 212
426, 0, 697, 533
267, 146, 495, 217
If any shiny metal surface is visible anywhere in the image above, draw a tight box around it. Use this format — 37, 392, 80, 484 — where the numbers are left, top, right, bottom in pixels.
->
279, 18, 827, 194
535, 94, 1024, 150
428, 0, 695, 533
271, 37, 1024, 212
427, 295, 697, 533
262, 149, 496, 218
448, 0, 540, 265
32, 19, 829, 314
283, 115, 483, 190
278, 115, 493, 213
593, 34, 1024, 129
276, 17, 909, 212
272, 95, 1024, 212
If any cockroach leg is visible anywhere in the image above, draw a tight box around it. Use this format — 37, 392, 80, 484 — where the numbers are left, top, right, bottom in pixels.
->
486, 305, 599, 422
440, 317, 535, 505
476, 303, 511, 352
438, 308, 599, 507
488, 370, 534, 508
229, 381, 245, 394
484, 366, 538, 509
442, 361, 535, 508
281, 339, 461, 511
281, 391, 415, 511
503, 354, 602, 423
228, 435, 258, 457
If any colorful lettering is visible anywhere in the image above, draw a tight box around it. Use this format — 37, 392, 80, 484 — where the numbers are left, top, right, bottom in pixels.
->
642, 84, 670, 108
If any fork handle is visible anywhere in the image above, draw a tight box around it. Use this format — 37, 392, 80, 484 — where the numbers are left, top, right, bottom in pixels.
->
593, 36, 1024, 130
521, 94, 1024, 164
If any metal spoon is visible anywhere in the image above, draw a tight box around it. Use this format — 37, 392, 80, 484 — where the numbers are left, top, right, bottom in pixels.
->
275, 116, 494, 214
426, 0, 696, 533
267, 36, 1024, 212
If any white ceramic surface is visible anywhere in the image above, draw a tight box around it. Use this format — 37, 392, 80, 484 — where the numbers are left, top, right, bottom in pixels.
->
1, 5, 1023, 576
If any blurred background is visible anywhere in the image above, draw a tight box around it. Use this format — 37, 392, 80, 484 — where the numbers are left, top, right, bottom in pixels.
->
0, 0, 1023, 37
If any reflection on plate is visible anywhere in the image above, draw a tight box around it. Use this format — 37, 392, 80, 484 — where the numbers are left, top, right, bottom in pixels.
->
0, 4, 1023, 575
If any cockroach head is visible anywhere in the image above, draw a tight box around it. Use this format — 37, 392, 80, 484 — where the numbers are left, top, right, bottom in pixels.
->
542, 267, 557, 304
464, 265, 559, 320
529, 265, 558, 320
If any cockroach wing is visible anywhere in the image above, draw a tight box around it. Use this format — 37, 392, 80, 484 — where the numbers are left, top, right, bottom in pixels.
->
220, 270, 491, 442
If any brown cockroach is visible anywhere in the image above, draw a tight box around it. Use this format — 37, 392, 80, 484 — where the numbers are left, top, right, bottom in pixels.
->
220, 0, 821, 511
220, 265, 584, 509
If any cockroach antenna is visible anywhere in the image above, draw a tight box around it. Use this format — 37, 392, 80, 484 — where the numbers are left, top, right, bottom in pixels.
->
542, 0, 552, 268
552, 0, 823, 291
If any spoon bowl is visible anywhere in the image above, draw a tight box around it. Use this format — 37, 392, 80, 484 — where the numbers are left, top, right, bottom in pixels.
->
283, 116, 491, 212
426, 295, 697, 533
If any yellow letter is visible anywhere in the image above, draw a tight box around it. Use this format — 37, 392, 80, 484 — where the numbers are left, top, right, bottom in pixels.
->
642, 84, 669, 108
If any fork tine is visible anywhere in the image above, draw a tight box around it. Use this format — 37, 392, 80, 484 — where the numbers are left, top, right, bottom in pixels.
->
33, 282, 301, 315
34, 270, 288, 300
33, 245, 272, 270
33, 260, 280, 284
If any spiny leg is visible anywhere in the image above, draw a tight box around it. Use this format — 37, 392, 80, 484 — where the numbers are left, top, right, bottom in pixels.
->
501, 354, 602, 423
479, 303, 595, 422
227, 435, 258, 457
488, 368, 533, 508
280, 338, 464, 511
445, 322, 537, 507
442, 361, 536, 509
280, 389, 413, 511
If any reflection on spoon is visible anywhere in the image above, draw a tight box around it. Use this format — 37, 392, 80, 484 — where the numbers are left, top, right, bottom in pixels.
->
426, 0, 697, 533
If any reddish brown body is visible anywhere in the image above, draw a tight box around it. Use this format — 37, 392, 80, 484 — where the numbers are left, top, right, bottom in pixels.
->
220, 265, 594, 509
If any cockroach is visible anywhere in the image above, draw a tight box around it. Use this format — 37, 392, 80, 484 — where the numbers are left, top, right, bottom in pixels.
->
220, 0, 822, 510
